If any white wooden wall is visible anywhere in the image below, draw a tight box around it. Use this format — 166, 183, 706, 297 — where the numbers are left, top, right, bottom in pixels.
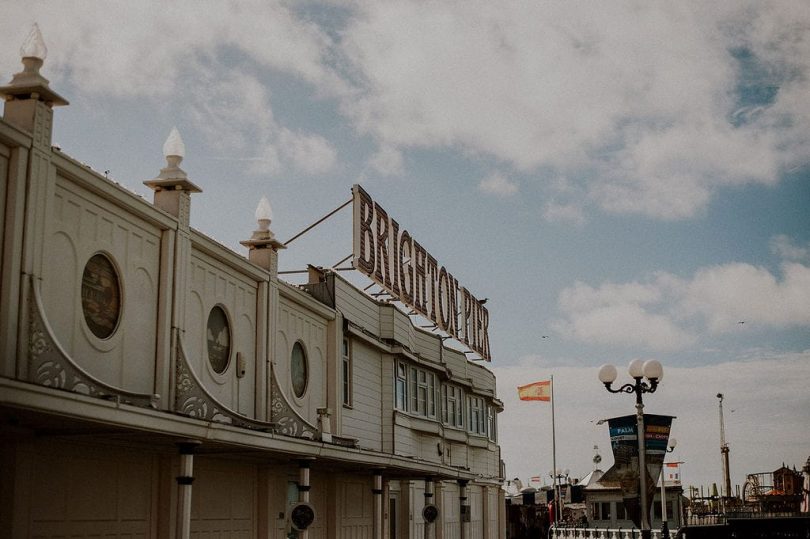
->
341, 340, 383, 450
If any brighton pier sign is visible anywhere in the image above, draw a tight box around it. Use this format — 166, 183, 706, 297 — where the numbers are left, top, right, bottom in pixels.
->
352, 185, 491, 361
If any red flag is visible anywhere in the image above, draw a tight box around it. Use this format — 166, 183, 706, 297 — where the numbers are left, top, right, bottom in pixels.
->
517, 380, 551, 401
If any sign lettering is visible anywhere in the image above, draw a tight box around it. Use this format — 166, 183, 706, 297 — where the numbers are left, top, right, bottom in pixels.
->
352, 185, 492, 361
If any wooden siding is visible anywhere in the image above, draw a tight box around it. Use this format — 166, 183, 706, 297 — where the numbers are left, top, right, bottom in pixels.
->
192, 458, 257, 538
335, 277, 381, 335
14, 440, 159, 538
341, 340, 383, 450
337, 475, 373, 539
441, 483, 461, 539
468, 486, 484, 539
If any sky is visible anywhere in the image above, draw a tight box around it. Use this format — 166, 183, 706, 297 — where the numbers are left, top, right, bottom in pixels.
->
2, 1, 809, 495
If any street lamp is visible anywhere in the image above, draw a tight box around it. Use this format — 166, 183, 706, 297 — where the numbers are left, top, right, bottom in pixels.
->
661, 438, 677, 539
548, 468, 570, 525
598, 359, 664, 539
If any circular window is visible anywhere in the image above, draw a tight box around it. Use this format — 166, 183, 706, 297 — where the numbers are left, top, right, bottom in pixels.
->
206, 306, 231, 374
291, 342, 308, 398
81, 253, 122, 339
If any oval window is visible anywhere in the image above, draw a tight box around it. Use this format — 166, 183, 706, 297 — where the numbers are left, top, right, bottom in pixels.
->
207, 306, 231, 374
81, 253, 122, 339
291, 342, 308, 398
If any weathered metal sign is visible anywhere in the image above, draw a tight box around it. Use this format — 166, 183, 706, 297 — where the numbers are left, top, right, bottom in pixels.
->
602, 414, 674, 529
352, 184, 491, 361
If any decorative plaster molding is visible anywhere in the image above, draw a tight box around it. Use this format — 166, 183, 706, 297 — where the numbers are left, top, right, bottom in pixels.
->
174, 336, 275, 432
269, 369, 317, 440
27, 279, 160, 408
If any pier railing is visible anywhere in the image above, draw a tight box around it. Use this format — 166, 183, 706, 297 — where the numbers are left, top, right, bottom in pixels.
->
549, 527, 676, 539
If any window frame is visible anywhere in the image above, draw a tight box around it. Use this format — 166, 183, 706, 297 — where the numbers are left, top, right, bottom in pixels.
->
290, 341, 309, 399
442, 384, 464, 429
467, 394, 487, 436
342, 338, 352, 408
395, 362, 408, 411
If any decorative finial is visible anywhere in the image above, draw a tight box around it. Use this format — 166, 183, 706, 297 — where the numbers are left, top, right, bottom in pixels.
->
20, 23, 48, 60
0, 22, 68, 108
255, 196, 273, 231
240, 195, 285, 259
163, 127, 185, 160
144, 126, 200, 192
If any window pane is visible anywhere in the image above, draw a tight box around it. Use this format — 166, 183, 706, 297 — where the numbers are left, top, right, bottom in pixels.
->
206, 305, 231, 374
291, 342, 308, 398
81, 253, 122, 340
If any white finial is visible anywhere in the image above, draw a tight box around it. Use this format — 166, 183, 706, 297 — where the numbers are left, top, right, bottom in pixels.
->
20, 23, 48, 60
163, 127, 185, 159
255, 196, 273, 231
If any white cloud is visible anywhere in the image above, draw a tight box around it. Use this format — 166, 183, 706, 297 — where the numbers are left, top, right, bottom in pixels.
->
278, 128, 337, 175
555, 260, 810, 349
681, 262, 810, 332
2, 1, 808, 216
367, 145, 404, 177
542, 201, 586, 226
770, 234, 810, 262
478, 172, 518, 197
0, 2, 344, 98
339, 2, 810, 219
0, 2, 341, 179
554, 280, 695, 351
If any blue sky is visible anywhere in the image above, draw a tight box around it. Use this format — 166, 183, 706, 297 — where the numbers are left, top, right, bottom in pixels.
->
2, 1, 809, 493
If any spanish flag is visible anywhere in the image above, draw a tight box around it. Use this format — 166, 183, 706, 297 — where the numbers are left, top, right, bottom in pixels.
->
517, 380, 551, 401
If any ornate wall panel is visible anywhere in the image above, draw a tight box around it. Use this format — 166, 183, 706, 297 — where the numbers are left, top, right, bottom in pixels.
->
276, 297, 327, 424
187, 250, 258, 416
40, 176, 161, 394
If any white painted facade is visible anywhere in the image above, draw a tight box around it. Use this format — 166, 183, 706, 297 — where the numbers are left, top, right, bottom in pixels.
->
0, 36, 504, 538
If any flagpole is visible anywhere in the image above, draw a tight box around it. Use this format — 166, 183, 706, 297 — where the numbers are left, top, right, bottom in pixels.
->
551, 374, 558, 527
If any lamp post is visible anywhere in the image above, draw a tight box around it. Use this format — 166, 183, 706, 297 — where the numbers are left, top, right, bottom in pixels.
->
549, 468, 570, 524
661, 438, 677, 539
598, 359, 664, 539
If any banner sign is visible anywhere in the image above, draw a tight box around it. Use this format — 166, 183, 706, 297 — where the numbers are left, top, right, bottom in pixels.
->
352, 185, 491, 360
600, 414, 674, 529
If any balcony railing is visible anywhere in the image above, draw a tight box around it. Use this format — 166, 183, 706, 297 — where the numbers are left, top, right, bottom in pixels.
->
550, 526, 676, 539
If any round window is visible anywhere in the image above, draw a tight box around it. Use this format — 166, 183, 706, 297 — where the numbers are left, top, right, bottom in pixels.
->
206, 306, 231, 374
81, 253, 122, 339
291, 342, 308, 398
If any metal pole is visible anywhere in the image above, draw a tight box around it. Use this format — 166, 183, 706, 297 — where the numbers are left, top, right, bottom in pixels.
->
299, 460, 312, 539
372, 470, 384, 539
661, 470, 669, 538
635, 381, 650, 539
175, 440, 201, 539
550, 375, 559, 527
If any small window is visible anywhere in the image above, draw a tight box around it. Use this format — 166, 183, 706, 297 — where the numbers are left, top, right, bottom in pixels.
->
402, 365, 436, 418
443, 385, 464, 428
207, 306, 231, 374
342, 338, 352, 407
395, 362, 408, 411
601, 502, 612, 521
487, 405, 497, 442
291, 342, 308, 398
467, 395, 486, 435
81, 253, 122, 339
